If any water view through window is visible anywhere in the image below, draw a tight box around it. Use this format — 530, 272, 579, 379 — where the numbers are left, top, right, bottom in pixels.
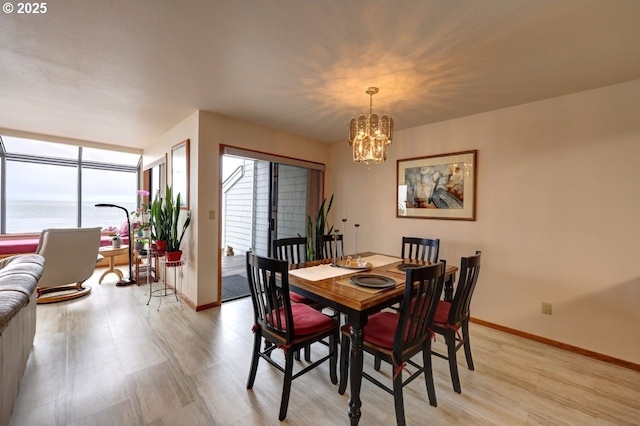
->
1, 135, 140, 234
82, 168, 137, 229
5, 161, 77, 232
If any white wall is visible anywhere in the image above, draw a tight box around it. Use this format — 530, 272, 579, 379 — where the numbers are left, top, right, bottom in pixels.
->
328, 79, 640, 364
142, 111, 199, 304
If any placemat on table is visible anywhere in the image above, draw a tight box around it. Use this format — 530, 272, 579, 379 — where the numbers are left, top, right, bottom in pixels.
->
361, 254, 402, 268
335, 274, 405, 294
288, 264, 348, 281
383, 261, 434, 276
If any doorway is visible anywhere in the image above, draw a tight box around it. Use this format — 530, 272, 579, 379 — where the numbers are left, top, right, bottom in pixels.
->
220, 149, 324, 302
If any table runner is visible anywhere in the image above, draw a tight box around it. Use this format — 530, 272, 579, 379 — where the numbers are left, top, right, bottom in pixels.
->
288, 254, 401, 282
288, 264, 347, 281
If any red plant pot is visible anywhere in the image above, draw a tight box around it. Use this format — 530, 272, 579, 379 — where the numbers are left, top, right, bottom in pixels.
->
165, 250, 182, 262
155, 240, 167, 252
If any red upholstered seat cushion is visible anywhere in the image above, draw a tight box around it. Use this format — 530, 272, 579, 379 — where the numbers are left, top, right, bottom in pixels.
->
363, 312, 399, 349
270, 303, 336, 336
434, 300, 458, 329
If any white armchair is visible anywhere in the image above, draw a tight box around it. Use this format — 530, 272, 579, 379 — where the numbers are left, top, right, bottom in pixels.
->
35, 227, 102, 303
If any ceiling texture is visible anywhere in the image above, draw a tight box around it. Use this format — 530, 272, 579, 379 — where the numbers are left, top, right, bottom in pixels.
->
2, 0, 640, 150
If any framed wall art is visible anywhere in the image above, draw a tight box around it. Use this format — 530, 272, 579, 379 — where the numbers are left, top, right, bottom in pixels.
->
171, 139, 190, 209
397, 150, 477, 220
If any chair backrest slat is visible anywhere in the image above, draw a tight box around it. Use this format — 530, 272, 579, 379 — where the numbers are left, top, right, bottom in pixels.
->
394, 261, 445, 354
273, 237, 307, 265
316, 234, 344, 260
448, 251, 482, 326
401, 237, 440, 263
246, 252, 294, 343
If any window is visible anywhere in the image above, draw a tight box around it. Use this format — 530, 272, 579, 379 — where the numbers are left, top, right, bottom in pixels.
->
5, 161, 77, 233
3, 137, 78, 159
82, 168, 137, 229
0, 135, 141, 234
83, 147, 140, 167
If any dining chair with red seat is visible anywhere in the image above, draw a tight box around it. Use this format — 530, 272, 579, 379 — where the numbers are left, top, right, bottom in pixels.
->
273, 236, 334, 361
245, 252, 339, 421
401, 236, 440, 263
338, 261, 446, 426
371, 236, 441, 372
273, 237, 321, 307
431, 251, 481, 394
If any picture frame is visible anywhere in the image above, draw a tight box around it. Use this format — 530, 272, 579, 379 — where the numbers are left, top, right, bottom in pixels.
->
171, 139, 190, 209
397, 150, 477, 220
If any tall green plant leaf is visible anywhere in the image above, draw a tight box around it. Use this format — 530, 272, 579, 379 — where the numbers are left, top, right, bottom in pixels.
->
307, 194, 333, 260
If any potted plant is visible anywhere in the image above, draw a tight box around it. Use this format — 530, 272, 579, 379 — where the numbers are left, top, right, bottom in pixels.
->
130, 189, 151, 252
111, 232, 122, 249
162, 185, 191, 262
299, 194, 333, 260
149, 190, 169, 251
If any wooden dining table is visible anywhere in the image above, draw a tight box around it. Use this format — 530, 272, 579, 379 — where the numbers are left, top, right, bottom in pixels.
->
287, 252, 458, 425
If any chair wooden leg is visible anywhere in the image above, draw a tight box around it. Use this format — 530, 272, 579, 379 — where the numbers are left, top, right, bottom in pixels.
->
422, 340, 437, 407
392, 367, 407, 426
374, 356, 382, 371
445, 330, 462, 394
279, 350, 295, 421
329, 332, 338, 385
304, 344, 311, 362
247, 333, 262, 389
462, 320, 474, 370
338, 334, 349, 395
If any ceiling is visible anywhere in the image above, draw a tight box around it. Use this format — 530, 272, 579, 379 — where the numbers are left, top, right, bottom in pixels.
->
2, 0, 640, 150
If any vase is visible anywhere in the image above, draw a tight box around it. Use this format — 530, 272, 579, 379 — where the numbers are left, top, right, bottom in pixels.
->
166, 250, 182, 262
112, 236, 122, 249
155, 240, 167, 252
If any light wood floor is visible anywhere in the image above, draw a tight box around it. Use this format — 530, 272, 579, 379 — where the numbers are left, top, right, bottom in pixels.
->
10, 267, 640, 426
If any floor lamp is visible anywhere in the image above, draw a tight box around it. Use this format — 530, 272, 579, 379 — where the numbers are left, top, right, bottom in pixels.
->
95, 203, 136, 286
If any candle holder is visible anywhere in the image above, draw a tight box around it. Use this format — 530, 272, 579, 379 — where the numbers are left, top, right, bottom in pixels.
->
331, 229, 340, 267
354, 223, 360, 260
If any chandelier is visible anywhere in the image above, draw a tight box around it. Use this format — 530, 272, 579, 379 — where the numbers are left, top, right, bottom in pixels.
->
348, 87, 394, 164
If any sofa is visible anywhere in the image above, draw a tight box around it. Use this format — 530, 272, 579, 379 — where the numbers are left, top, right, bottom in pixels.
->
0, 254, 45, 426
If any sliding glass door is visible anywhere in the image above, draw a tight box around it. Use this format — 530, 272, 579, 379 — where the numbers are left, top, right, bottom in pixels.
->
221, 150, 324, 259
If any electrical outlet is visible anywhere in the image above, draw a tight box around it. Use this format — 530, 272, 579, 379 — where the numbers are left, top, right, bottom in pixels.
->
541, 302, 552, 315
